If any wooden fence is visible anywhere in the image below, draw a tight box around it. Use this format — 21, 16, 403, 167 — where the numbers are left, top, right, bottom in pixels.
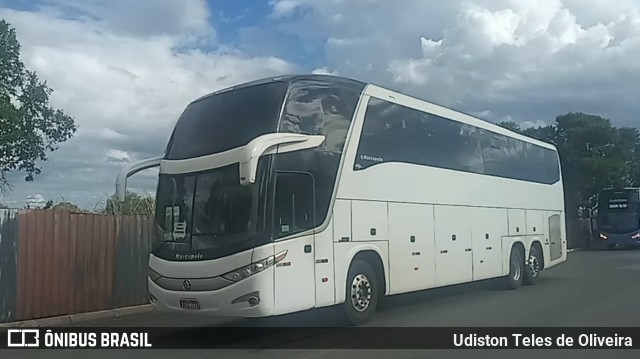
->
0, 208, 591, 323
0, 209, 156, 323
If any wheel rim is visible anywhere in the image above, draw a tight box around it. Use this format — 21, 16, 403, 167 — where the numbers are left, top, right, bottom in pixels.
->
350, 273, 372, 312
511, 256, 522, 281
528, 253, 540, 278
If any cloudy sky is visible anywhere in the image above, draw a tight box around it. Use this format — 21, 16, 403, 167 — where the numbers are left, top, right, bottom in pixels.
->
1, 0, 639, 209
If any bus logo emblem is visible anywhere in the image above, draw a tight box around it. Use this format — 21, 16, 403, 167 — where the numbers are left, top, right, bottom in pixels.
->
183, 280, 192, 291
173, 221, 187, 239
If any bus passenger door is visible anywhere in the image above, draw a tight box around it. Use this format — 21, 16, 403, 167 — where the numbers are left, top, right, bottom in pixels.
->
547, 211, 563, 263
272, 172, 317, 315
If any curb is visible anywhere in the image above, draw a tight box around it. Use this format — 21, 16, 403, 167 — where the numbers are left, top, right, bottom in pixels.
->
0, 305, 153, 328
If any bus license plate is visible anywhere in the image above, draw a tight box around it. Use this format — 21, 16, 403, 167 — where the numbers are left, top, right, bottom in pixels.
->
179, 299, 200, 310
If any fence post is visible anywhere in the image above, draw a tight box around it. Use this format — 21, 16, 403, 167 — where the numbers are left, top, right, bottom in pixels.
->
0, 209, 19, 323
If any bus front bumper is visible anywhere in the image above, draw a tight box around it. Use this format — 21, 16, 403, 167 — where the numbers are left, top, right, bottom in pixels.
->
147, 269, 274, 318
599, 231, 640, 248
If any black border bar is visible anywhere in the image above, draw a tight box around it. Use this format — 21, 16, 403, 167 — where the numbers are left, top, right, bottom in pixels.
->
1, 327, 638, 349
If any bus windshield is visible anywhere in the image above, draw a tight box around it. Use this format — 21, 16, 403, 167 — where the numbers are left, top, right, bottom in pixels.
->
154, 161, 270, 260
153, 81, 286, 260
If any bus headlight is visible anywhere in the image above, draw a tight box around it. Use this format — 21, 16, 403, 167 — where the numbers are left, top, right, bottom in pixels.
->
632, 232, 640, 240
222, 250, 288, 283
149, 268, 162, 282
599, 233, 608, 240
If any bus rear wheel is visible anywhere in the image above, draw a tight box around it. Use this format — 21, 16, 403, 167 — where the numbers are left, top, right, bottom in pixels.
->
505, 246, 524, 290
344, 259, 379, 326
523, 244, 542, 285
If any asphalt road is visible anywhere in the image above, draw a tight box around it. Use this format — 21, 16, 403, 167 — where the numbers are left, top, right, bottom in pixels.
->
4, 248, 640, 358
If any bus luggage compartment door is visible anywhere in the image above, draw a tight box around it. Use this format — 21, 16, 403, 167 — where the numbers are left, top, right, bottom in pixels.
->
471, 207, 507, 281
434, 205, 473, 286
388, 202, 435, 294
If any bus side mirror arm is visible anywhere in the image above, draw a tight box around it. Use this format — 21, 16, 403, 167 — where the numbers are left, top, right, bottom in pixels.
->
239, 133, 325, 186
115, 156, 163, 202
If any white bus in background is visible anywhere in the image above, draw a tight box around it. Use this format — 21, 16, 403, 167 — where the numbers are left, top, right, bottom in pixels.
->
116, 74, 567, 325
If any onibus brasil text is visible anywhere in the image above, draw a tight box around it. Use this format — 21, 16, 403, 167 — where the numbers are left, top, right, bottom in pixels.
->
40, 330, 151, 348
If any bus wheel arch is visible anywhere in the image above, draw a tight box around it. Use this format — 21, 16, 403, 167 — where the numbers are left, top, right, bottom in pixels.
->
343, 250, 386, 326
524, 241, 544, 285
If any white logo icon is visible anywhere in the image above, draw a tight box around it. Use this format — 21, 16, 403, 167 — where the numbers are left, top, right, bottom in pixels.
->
7, 329, 40, 347
173, 221, 187, 239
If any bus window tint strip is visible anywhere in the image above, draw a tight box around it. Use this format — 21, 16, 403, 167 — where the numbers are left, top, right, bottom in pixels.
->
165, 82, 288, 160
354, 98, 561, 185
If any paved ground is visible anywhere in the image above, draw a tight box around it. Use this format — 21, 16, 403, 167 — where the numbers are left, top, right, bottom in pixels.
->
4, 248, 640, 358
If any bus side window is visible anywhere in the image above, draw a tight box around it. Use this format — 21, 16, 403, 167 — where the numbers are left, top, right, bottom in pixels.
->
273, 172, 316, 239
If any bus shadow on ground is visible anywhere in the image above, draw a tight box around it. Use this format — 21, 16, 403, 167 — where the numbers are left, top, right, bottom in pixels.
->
233, 277, 511, 327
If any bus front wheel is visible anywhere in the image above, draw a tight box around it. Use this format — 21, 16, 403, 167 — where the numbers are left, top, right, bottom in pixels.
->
344, 259, 379, 326
505, 246, 524, 290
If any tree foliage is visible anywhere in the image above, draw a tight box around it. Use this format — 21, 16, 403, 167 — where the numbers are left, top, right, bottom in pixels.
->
0, 20, 77, 191
52, 201, 83, 212
43, 199, 93, 212
499, 112, 640, 216
104, 190, 155, 216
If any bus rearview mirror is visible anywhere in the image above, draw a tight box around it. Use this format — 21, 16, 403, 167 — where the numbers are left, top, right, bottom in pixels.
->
238, 133, 325, 186
115, 156, 163, 202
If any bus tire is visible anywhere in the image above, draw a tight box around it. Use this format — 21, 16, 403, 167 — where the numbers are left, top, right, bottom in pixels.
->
523, 244, 542, 285
344, 259, 379, 326
505, 245, 524, 290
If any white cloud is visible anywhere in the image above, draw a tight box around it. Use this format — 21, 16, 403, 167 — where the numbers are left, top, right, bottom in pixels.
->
25, 194, 46, 209
43, 0, 213, 39
105, 149, 131, 163
5, 0, 640, 208
521, 120, 549, 129
270, 0, 305, 19
1, 2, 296, 209
271, 0, 640, 128
312, 67, 339, 75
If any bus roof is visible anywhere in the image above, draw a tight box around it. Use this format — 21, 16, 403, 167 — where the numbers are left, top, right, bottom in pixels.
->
191, 74, 367, 104
190, 73, 558, 152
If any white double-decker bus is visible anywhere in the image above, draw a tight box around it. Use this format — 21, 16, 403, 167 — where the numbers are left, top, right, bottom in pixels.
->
116, 74, 567, 325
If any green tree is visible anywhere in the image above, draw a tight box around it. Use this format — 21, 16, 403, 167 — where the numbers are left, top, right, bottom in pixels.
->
554, 113, 637, 211
0, 20, 77, 192
499, 113, 640, 216
104, 190, 155, 215
497, 120, 522, 133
